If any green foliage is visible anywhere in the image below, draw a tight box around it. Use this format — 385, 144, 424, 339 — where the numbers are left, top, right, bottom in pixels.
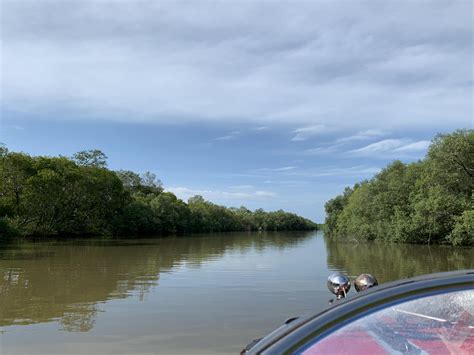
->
115, 170, 163, 196
324, 186, 353, 235
150, 192, 191, 234
0, 217, 17, 241
447, 210, 474, 246
114, 202, 157, 236
325, 129, 473, 245
0, 146, 316, 238
428, 129, 474, 192
0, 143, 8, 157
0, 151, 35, 216
72, 150, 108, 168
0, 152, 127, 236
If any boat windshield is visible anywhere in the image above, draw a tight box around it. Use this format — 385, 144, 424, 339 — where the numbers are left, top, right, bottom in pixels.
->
297, 290, 474, 354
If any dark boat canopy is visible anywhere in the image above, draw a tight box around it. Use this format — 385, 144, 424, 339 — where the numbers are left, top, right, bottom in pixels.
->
243, 270, 474, 354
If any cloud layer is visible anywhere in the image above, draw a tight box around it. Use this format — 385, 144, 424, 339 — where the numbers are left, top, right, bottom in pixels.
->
167, 186, 276, 203
350, 139, 431, 156
2, 1, 472, 131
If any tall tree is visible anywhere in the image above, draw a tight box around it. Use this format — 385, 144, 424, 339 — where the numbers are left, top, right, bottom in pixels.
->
73, 150, 108, 168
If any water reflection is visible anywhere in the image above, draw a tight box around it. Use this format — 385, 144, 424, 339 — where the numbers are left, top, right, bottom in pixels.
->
1, 232, 473, 355
0, 232, 312, 331
325, 236, 474, 283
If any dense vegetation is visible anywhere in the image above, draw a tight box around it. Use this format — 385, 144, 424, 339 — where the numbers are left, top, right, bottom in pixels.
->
325, 129, 473, 246
0, 146, 316, 240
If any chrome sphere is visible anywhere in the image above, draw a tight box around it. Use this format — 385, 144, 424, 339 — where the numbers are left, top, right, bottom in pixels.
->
354, 273, 378, 292
327, 274, 351, 299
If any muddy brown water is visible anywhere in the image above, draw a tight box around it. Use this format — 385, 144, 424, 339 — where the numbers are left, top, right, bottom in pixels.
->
0, 231, 472, 354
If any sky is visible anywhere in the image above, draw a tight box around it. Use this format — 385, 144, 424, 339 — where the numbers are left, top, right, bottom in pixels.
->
0, 0, 472, 222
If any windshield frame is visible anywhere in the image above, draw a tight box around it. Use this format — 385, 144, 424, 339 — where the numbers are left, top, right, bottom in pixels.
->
247, 270, 474, 354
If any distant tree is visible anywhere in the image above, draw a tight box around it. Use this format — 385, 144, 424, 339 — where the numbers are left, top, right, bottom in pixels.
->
116, 170, 163, 196
73, 150, 108, 168
141, 171, 160, 188
115, 170, 142, 189
150, 192, 190, 233
0, 143, 8, 157
188, 195, 205, 204
0, 145, 316, 238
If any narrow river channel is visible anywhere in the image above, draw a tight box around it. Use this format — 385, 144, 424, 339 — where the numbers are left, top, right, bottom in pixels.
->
1, 231, 472, 354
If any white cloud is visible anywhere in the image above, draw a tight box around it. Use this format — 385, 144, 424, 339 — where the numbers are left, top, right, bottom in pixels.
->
291, 125, 334, 141
350, 139, 407, 154
273, 166, 298, 172
214, 135, 234, 141
282, 165, 382, 178
301, 130, 387, 155
350, 139, 431, 156
260, 179, 311, 187
251, 165, 381, 178
6, 124, 25, 130
304, 144, 343, 155
393, 140, 431, 152
256, 166, 298, 172
2, 1, 471, 131
214, 130, 240, 141
255, 190, 277, 197
315, 166, 382, 177
335, 129, 387, 143
229, 185, 254, 189
167, 186, 276, 202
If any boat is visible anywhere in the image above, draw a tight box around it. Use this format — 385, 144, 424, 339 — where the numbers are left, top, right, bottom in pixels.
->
241, 270, 474, 354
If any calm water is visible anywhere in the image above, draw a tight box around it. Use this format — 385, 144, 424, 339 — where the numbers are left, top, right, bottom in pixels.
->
0, 231, 472, 354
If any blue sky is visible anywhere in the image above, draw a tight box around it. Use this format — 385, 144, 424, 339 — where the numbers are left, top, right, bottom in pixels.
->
1, 1, 472, 222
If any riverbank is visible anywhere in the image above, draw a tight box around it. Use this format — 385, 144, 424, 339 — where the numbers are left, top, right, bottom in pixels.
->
0, 145, 316, 241
324, 130, 473, 246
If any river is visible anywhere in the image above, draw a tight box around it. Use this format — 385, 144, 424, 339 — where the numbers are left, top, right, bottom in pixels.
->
0, 231, 472, 354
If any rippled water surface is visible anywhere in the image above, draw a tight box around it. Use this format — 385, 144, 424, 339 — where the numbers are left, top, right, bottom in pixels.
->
0, 232, 472, 354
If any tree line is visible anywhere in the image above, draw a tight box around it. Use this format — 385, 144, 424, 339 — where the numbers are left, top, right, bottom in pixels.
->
324, 129, 473, 246
0, 147, 316, 240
